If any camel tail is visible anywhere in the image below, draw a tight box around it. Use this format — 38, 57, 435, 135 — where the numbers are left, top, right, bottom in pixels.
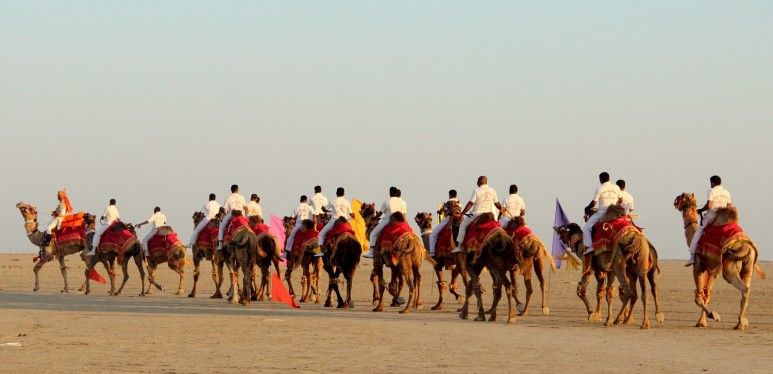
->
748, 240, 766, 280
540, 242, 557, 272
424, 253, 438, 267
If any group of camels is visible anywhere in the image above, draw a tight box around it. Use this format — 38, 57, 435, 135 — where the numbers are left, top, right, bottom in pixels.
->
14, 192, 766, 331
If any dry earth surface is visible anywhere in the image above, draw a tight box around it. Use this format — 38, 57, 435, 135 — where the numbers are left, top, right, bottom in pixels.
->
0, 254, 771, 373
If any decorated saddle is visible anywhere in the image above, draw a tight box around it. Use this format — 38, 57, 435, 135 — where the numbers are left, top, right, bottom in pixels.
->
195, 221, 219, 250
325, 220, 355, 248
697, 223, 746, 264
147, 226, 184, 259
52, 212, 86, 248
591, 216, 640, 255
223, 215, 251, 243
435, 221, 456, 258
461, 216, 501, 253
290, 228, 320, 259
98, 221, 137, 261
251, 222, 271, 237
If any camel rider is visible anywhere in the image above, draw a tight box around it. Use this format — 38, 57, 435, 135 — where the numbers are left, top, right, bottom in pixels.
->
429, 189, 459, 256
617, 179, 635, 215
189, 193, 221, 247
311, 185, 329, 221
285, 195, 315, 256
136, 207, 167, 256
217, 184, 247, 250
90, 198, 121, 254
582, 172, 622, 255
499, 184, 526, 228
318, 187, 354, 248
41, 190, 74, 246
365, 187, 405, 258
246, 194, 263, 221
453, 176, 503, 253
686, 175, 732, 266
396, 188, 408, 215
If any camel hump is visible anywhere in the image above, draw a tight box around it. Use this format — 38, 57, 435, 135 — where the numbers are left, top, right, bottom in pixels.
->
713, 207, 739, 225
390, 212, 406, 222
602, 205, 627, 221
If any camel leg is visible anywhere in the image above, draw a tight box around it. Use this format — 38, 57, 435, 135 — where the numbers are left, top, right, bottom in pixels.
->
33, 259, 47, 292
487, 276, 502, 321
173, 263, 185, 296
519, 261, 535, 317
344, 269, 355, 309
431, 266, 445, 310
211, 257, 224, 299
145, 262, 158, 295
458, 266, 474, 320
456, 252, 469, 313
693, 269, 716, 326
322, 263, 336, 308
399, 261, 415, 314
449, 267, 463, 303
286, 264, 297, 299
414, 264, 422, 311
724, 258, 753, 331
134, 255, 146, 296
621, 269, 639, 325
58, 256, 70, 293
472, 270, 486, 322
106, 259, 117, 296
82, 255, 97, 295
189, 256, 201, 298
604, 276, 615, 325
370, 270, 379, 305
639, 271, 650, 329
587, 272, 603, 323
501, 270, 516, 324
534, 256, 549, 316
114, 259, 130, 296
312, 258, 322, 304
240, 263, 252, 306
372, 262, 386, 312
648, 269, 664, 323
510, 269, 524, 314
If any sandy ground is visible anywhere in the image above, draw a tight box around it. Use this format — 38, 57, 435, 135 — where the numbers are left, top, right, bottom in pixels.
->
0, 253, 771, 373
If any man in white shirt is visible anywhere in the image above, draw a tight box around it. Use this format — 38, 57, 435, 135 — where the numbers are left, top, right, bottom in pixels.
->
616, 179, 635, 215
582, 172, 622, 254
189, 193, 221, 247
311, 185, 329, 219
318, 187, 354, 246
136, 207, 167, 256
246, 194, 263, 220
687, 175, 733, 266
499, 184, 526, 228
90, 198, 121, 254
218, 184, 247, 249
365, 187, 405, 258
429, 189, 459, 256
285, 195, 315, 256
453, 176, 503, 253
44, 191, 70, 235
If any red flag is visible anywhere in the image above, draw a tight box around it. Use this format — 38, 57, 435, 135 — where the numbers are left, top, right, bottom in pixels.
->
88, 268, 107, 284
271, 273, 300, 309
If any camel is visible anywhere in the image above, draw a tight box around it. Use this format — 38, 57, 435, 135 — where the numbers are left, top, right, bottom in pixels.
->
283, 218, 323, 303
83, 221, 146, 296
360, 203, 405, 308
188, 211, 224, 298
505, 217, 556, 317
370, 212, 431, 314
415, 211, 464, 311
598, 205, 664, 329
320, 218, 362, 309
674, 193, 766, 331
458, 213, 520, 323
15, 202, 93, 293
222, 215, 282, 305
144, 226, 187, 296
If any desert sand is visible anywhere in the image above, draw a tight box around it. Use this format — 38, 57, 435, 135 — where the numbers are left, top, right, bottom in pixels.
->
0, 253, 770, 373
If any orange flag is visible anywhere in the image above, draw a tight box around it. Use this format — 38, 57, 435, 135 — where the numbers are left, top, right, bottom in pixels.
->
88, 268, 107, 284
271, 273, 300, 308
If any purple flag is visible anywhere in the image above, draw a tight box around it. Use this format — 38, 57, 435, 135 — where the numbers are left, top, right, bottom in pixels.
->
551, 199, 571, 269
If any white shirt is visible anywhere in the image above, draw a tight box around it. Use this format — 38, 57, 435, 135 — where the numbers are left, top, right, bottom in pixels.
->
293, 202, 314, 221
146, 212, 167, 229
200, 200, 221, 220
398, 198, 408, 215
592, 182, 622, 210
103, 205, 120, 223
707, 186, 732, 211
246, 201, 263, 218
223, 193, 247, 213
380, 197, 404, 217
503, 193, 526, 218
469, 184, 499, 215
54, 202, 67, 217
620, 191, 635, 214
328, 197, 353, 219
311, 193, 328, 215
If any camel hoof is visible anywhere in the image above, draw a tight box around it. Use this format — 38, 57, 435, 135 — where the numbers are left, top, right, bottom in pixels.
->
431, 305, 442, 311
604, 320, 614, 327
372, 306, 383, 312
484, 308, 495, 315
33, 287, 40, 292
516, 303, 526, 314
139, 293, 145, 297
84, 290, 91, 295
507, 316, 516, 324
655, 312, 665, 323
399, 309, 409, 314
188, 293, 196, 298
487, 314, 496, 322
60, 289, 68, 293
210, 293, 223, 299
623, 317, 635, 325
708, 311, 721, 322
542, 307, 550, 316
324, 301, 332, 308
588, 312, 601, 322
641, 320, 651, 329
695, 321, 708, 328
734, 318, 749, 331
474, 315, 486, 322
459, 312, 469, 320
455, 295, 464, 303
155, 285, 164, 291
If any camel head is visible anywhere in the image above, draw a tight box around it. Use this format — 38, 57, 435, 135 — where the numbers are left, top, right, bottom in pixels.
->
192, 211, 205, 226
16, 202, 38, 222
554, 223, 582, 250
414, 212, 433, 230
359, 203, 378, 222
510, 216, 526, 229
674, 193, 697, 212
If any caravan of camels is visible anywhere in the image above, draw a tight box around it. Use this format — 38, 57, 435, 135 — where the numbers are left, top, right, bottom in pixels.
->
14, 173, 766, 331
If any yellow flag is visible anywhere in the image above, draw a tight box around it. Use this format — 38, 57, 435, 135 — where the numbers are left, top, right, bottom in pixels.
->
350, 199, 369, 251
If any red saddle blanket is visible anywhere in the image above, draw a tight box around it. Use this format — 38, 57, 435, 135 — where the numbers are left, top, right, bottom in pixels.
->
291, 229, 319, 258
224, 216, 250, 243
325, 221, 355, 247
98, 221, 136, 260
462, 218, 501, 251
195, 222, 219, 249
251, 223, 270, 237
377, 221, 413, 252
52, 212, 86, 247
510, 226, 533, 243
592, 216, 639, 253
435, 222, 454, 257
697, 223, 744, 262
148, 231, 183, 257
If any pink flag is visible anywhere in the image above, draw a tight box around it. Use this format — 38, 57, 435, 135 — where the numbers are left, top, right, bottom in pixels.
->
269, 214, 286, 251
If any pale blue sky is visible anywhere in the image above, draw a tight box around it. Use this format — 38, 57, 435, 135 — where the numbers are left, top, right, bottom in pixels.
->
2, 2, 771, 259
